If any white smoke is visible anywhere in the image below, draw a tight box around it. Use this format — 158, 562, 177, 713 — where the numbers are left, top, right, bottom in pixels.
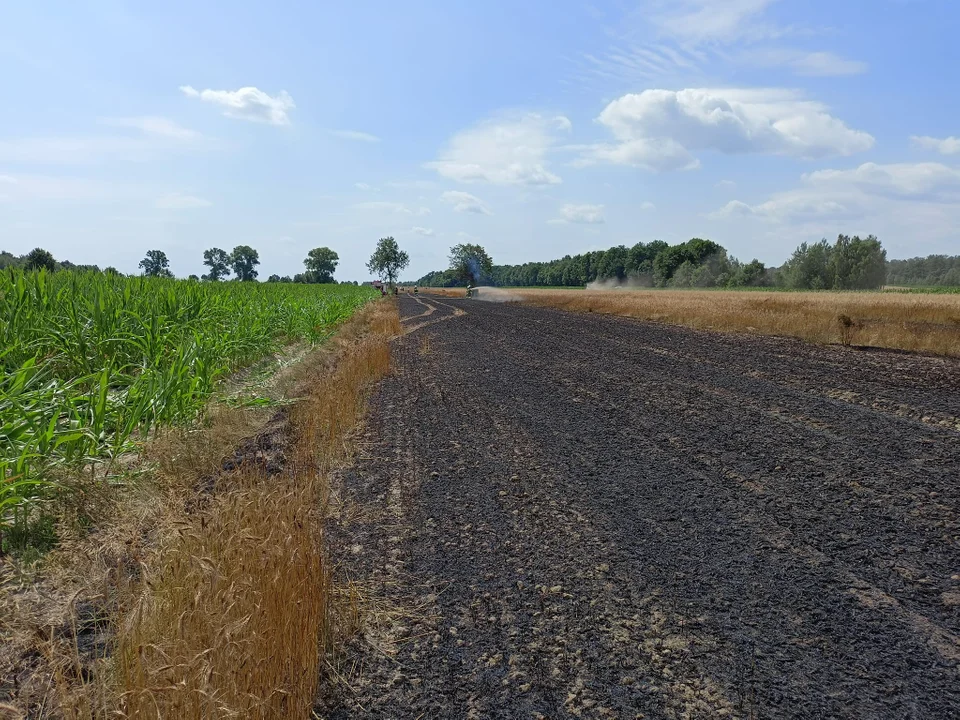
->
585, 275, 654, 290
472, 286, 522, 303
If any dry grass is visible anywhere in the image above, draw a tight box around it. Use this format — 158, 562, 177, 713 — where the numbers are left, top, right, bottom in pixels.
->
114, 303, 396, 719
0, 300, 400, 719
428, 287, 960, 356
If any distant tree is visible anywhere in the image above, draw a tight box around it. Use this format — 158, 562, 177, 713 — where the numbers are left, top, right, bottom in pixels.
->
267, 274, 282, 283
366, 236, 409, 287
24, 247, 57, 272
728, 259, 767, 287
104, 266, 121, 276
887, 254, 960, 287
830, 234, 886, 290
0, 251, 22, 269
230, 245, 260, 281
188, 274, 199, 281
449, 243, 493, 286
595, 245, 628, 281
303, 247, 339, 283
779, 235, 886, 290
203, 247, 232, 281
139, 250, 173, 278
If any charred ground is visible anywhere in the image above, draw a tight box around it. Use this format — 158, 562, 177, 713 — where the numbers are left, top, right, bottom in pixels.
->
319, 294, 960, 719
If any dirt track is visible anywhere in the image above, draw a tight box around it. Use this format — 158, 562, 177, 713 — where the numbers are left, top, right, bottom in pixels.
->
318, 294, 960, 719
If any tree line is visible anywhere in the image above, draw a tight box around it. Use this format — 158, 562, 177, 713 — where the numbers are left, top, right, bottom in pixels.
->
418, 234, 899, 291
0, 245, 345, 284
0, 237, 414, 288
886, 255, 960, 287
5, 236, 958, 291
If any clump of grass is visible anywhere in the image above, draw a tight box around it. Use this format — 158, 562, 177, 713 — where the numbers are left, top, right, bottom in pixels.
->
112, 302, 396, 719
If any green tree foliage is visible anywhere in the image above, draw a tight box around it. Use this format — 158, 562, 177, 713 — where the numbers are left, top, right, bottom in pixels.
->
202, 247, 232, 281
887, 255, 960, 286
366, 236, 409, 287
230, 245, 260, 281
779, 235, 886, 290
303, 247, 339, 283
449, 243, 493, 285
24, 248, 57, 272
139, 250, 173, 278
419, 237, 767, 289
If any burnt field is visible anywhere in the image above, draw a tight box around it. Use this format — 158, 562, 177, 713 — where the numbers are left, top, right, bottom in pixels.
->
319, 294, 960, 719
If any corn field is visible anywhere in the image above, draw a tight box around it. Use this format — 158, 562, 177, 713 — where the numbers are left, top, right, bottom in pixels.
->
0, 269, 377, 549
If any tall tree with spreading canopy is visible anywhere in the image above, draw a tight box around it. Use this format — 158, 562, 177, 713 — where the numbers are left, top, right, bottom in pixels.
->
303, 247, 339, 283
139, 250, 173, 278
230, 245, 260, 281
202, 247, 232, 281
24, 248, 57, 272
366, 236, 409, 287
449, 243, 493, 286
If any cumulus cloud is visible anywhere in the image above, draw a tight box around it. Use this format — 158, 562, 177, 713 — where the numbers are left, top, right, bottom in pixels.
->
352, 201, 430, 216
426, 113, 571, 185
411, 226, 435, 236
354, 182, 372, 190
911, 135, 960, 156
155, 192, 212, 209
711, 162, 960, 222
440, 190, 491, 214
331, 129, 380, 142
180, 85, 295, 125
581, 88, 874, 171
640, 201, 656, 211
554, 203, 606, 224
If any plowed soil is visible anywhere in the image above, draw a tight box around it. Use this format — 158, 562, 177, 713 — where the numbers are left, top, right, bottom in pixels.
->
318, 294, 960, 719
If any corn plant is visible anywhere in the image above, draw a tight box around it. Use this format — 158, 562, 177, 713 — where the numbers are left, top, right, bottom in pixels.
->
0, 269, 377, 549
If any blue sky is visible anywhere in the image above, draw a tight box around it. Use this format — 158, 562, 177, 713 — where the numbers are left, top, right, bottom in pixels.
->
1, 0, 958, 281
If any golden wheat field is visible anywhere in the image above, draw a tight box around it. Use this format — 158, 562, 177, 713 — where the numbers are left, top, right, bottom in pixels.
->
425, 288, 960, 357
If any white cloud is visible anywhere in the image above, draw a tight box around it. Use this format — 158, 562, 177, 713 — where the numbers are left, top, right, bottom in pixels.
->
440, 190, 491, 215
651, 0, 781, 44
99, 116, 200, 140
716, 179, 737, 189
331, 130, 380, 143
352, 201, 430, 216
581, 88, 874, 171
180, 85, 295, 125
155, 192, 212, 209
711, 162, 960, 222
411, 226, 435, 236
426, 113, 571, 186
709, 161, 960, 256
790, 52, 867, 77
0, 115, 201, 165
354, 182, 373, 190
554, 203, 606, 224
640, 201, 656, 211
911, 135, 960, 156
0, 173, 126, 202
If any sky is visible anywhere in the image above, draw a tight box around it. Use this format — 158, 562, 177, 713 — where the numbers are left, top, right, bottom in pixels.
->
1, 0, 959, 281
